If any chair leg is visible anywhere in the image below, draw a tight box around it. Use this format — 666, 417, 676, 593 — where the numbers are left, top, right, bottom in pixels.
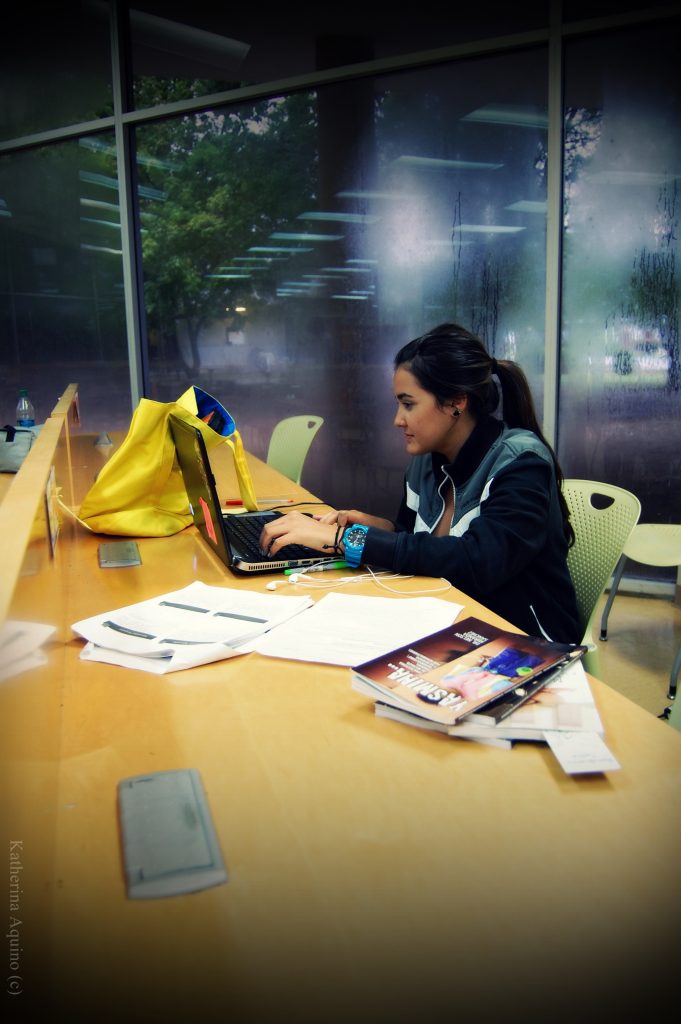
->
599, 554, 627, 640
668, 640, 681, 701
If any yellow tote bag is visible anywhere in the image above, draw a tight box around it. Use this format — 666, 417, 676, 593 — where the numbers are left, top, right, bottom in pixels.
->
78, 386, 258, 536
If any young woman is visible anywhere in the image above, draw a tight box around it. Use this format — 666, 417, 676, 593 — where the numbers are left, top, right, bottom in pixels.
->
259, 323, 582, 644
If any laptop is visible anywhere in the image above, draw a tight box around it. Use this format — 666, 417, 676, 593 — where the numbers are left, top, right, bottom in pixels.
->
169, 413, 332, 575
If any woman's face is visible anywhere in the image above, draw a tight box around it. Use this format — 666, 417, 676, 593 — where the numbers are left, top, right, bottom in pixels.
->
393, 365, 461, 460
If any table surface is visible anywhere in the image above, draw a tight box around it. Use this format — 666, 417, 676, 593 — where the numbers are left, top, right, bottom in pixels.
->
2, 432, 680, 1024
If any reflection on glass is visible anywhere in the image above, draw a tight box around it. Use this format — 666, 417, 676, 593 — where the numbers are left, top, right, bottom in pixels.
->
0, 4, 112, 141
0, 137, 128, 428
137, 48, 548, 515
128, 5, 550, 107
560, 22, 680, 557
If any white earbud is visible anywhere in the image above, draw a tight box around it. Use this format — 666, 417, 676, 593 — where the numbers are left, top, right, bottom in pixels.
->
266, 578, 294, 590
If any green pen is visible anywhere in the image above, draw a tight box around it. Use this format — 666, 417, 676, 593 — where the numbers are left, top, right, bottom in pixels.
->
284, 560, 348, 575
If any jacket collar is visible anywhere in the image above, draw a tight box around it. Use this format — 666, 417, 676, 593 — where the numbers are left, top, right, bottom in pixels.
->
433, 416, 504, 486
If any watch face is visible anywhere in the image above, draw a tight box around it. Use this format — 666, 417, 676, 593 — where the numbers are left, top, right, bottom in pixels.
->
343, 524, 368, 566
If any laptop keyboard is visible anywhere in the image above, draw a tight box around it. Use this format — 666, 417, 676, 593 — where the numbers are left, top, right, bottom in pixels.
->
225, 513, 319, 560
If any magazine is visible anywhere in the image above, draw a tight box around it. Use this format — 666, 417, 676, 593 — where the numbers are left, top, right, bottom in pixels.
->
374, 659, 603, 742
351, 615, 587, 727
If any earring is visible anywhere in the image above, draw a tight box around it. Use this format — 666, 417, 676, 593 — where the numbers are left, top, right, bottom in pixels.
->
452, 408, 461, 417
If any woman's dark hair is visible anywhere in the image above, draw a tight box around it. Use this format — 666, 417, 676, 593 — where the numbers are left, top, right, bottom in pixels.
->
395, 323, 574, 545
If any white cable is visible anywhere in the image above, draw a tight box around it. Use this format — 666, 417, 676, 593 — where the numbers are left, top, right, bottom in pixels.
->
282, 565, 452, 596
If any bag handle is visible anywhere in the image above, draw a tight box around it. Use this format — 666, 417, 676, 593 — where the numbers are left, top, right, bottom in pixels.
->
176, 386, 258, 511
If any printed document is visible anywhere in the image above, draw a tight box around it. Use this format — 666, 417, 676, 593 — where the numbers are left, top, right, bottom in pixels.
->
72, 580, 313, 675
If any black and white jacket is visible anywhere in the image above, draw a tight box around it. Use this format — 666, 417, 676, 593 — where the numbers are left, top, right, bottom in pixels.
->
362, 417, 582, 644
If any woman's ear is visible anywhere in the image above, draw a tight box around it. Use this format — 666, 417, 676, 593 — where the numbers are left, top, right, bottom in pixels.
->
445, 395, 468, 417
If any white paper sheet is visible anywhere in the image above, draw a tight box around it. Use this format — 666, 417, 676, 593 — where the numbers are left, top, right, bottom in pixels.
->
545, 730, 621, 774
72, 581, 313, 675
249, 592, 464, 666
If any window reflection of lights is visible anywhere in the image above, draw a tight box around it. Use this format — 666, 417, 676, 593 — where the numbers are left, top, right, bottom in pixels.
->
80, 170, 118, 191
297, 211, 378, 224
79, 137, 180, 171
457, 224, 525, 234
80, 198, 120, 212
393, 156, 503, 171
347, 258, 378, 264
336, 190, 418, 201
331, 294, 369, 300
506, 200, 547, 213
80, 244, 122, 255
249, 246, 313, 254
270, 232, 343, 241
461, 105, 548, 129
206, 273, 251, 279
231, 256, 282, 263
79, 169, 167, 202
80, 217, 121, 230
218, 265, 266, 272
321, 266, 373, 273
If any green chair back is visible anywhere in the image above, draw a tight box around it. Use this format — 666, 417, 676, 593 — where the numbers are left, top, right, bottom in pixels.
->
563, 479, 641, 676
266, 415, 324, 485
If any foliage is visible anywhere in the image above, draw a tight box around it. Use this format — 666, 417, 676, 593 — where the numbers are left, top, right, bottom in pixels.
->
136, 87, 318, 368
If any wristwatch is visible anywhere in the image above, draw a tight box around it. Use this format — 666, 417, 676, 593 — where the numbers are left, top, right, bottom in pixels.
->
342, 524, 369, 568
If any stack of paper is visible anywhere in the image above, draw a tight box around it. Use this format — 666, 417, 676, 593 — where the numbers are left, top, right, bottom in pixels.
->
0, 620, 57, 682
71, 581, 313, 675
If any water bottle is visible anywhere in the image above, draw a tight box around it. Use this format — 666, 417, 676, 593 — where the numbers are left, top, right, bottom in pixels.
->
16, 388, 36, 427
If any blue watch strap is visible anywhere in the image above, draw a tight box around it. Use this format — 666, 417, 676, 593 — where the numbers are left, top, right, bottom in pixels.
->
342, 524, 368, 567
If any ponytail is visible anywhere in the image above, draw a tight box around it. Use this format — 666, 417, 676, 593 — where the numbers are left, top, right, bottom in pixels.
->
494, 360, 575, 546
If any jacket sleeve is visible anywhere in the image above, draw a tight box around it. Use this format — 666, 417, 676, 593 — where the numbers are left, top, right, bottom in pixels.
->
362, 453, 554, 593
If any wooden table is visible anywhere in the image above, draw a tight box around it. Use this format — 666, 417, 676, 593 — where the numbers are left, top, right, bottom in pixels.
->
2, 435, 680, 1024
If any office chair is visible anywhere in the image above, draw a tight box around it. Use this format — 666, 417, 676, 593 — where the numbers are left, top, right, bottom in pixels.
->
562, 479, 641, 678
266, 415, 324, 485
599, 521, 681, 700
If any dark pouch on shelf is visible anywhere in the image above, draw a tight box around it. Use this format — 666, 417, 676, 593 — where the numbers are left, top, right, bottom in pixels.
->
0, 423, 42, 472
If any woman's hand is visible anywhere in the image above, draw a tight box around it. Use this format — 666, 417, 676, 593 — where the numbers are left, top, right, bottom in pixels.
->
259, 511, 340, 559
316, 508, 395, 532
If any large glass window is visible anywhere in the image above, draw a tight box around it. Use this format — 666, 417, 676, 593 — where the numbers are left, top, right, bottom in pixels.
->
0, 2, 113, 142
0, 136, 129, 428
137, 46, 549, 516
129, 1, 550, 107
559, 21, 681, 574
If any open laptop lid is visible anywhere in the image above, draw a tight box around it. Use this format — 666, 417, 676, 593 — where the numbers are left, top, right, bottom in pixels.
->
169, 413, 237, 567
169, 413, 329, 575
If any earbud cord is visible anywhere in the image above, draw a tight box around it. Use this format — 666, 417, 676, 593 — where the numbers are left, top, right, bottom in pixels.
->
282, 565, 452, 595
